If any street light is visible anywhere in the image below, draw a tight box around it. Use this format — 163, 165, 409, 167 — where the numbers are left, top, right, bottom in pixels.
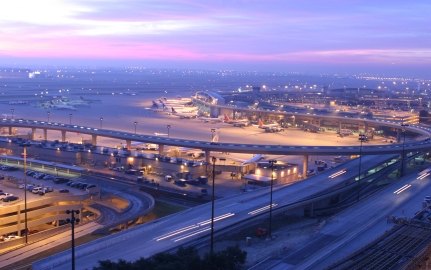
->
268, 159, 277, 239
69, 113, 72, 125
211, 128, 216, 141
401, 124, 408, 176
66, 209, 80, 270
357, 134, 367, 202
167, 124, 171, 138
134, 121, 138, 134
23, 146, 28, 244
47, 111, 51, 122
100, 117, 103, 129
210, 156, 217, 255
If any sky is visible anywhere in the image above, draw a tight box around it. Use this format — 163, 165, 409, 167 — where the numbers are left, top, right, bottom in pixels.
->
0, 0, 430, 76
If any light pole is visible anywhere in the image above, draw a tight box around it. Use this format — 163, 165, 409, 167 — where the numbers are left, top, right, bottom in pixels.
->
11, 108, 14, 120
66, 209, 80, 270
357, 134, 367, 202
210, 156, 217, 255
69, 113, 72, 125
268, 159, 277, 239
47, 111, 51, 122
167, 124, 171, 138
23, 146, 28, 244
100, 117, 103, 129
401, 124, 408, 176
134, 121, 138, 134
211, 128, 216, 141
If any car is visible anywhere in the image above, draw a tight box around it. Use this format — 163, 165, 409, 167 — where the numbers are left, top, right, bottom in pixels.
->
59, 189, 69, 193
32, 187, 43, 194
3, 195, 19, 202
44, 186, 54, 193
53, 178, 69, 184
37, 190, 45, 196
0, 192, 13, 200
3, 234, 20, 241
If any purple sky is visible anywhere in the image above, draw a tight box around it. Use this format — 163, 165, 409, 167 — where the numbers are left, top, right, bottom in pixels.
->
0, 0, 430, 76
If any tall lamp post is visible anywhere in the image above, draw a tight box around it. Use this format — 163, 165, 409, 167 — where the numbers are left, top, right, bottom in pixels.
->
69, 113, 72, 125
134, 121, 138, 134
99, 117, 103, 129
66, 209, 80, 270
268, 159, 277, 238
210, 156, 217, 255
357, 134, 367, 202
23, 146, 28, 244
400, 124, 408, 176
167, 124, 171, 138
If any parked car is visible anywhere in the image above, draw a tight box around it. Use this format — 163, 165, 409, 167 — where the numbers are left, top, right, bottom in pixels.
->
0, 192, 13, 200
59, 189, 69, 193
32, 187, 43, 194
3, 195, 19, 202
3, 234, 20, 241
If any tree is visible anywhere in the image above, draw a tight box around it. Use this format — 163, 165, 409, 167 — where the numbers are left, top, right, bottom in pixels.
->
94, 246, 247, 270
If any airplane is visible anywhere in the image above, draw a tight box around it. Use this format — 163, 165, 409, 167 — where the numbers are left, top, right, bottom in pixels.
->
223, 114, 250, 126
338, 129, 353, 137
151, 100, 167, 112
171, 107, 197, 119
258, 119, 280, 129
199, 116, 223, 123
229, 154, 265, 165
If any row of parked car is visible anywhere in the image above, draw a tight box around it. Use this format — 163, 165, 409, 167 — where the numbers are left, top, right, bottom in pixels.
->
25, 170, 56, 181
66, 180, 96, 191
0, 165, 19, 171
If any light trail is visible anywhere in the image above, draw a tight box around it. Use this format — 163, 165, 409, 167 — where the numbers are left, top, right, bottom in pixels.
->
417, 172, 430, 180
328, 169, 347, 179
154, 224, 199, 241
173, 227, 211, 242
197, 213, 235, 226
248, 204, 278, 215
393, 184, 412, 195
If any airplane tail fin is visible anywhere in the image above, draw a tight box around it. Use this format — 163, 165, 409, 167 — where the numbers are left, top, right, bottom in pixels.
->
171, 107, 177, 113
258, 119, 264, 128
224, 114, 230, 122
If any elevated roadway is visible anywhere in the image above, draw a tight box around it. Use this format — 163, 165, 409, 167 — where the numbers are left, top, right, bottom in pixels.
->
1, 118, 431, 157
33, 154, 398, 270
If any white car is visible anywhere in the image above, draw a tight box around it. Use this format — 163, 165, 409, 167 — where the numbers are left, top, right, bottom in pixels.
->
32, 187, 43, 194
3, 235, 20, 241
0, 192, 13, 200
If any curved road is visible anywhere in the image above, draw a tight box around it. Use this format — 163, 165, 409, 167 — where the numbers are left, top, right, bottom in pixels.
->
1, 117, 431, 155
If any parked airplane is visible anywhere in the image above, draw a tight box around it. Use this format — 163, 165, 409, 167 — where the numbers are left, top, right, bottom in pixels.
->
229, 154, 265, 165
199, 116, 223, 123
171, 107, 197, 119
258, 119, 280, 129
223, 114, 250, 126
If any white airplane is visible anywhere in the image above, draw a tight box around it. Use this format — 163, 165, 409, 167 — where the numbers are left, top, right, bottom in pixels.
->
170, 107, 197, 119
228, 154, 265, 165
199, 116, 223, 123
258, 119, 280, 129
223, 114, 250, 126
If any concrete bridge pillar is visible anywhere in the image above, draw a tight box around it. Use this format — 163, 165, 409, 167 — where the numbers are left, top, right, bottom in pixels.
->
91, 134, 97, 146
43, 128, 48, 141
158, 144, 164, 155
396, 129, 401, 143
364, 122, 368, 133
233, 110, 237, 120
303, 155, 309, 178
8, 127, 12, 135
205, 150, 210, 163
126, 140, 131, 150
338, 122, 342, 131
61, 130, 66, 142
31, 128, 36, 140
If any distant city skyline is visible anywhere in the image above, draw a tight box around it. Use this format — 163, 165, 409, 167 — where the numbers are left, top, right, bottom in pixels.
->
0, 0, 430, 77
